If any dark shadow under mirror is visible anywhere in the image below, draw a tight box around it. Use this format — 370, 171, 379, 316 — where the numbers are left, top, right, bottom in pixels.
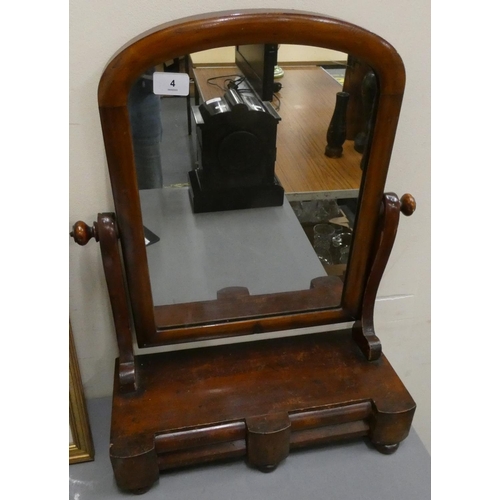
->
127, 44, 378, 332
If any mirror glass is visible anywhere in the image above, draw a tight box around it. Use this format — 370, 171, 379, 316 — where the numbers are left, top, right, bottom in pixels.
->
127, 44, 377, 329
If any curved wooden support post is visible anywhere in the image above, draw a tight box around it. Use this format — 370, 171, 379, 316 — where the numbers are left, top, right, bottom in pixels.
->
246, 412, 291, 472
71, 214, 137, 392
353, 193, 416, 360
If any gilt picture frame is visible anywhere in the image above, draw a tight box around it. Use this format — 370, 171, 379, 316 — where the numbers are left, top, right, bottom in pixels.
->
69, 324, 94, 464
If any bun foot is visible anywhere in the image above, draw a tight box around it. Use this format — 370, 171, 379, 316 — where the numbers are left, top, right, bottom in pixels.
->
374, 442, 400, 455
257, 463, 278, 473
131, 486, 153, 495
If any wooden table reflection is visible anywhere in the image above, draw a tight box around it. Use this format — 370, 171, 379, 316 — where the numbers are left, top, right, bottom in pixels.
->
192, 65, 363, 197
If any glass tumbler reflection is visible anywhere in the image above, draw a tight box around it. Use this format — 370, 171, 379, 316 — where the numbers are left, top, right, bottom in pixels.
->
313, 224, 336, 265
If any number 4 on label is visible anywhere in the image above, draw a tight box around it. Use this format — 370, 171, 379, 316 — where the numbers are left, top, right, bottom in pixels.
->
153, 72, 190, 96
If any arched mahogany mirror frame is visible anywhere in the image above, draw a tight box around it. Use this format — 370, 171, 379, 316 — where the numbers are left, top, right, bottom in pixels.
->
98, 9, 406, 348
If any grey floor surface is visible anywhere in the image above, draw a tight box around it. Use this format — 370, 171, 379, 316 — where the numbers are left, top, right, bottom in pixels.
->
69, 397, 430, 499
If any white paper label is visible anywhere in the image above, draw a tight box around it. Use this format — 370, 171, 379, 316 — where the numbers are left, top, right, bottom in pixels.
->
153, 72, 190, 96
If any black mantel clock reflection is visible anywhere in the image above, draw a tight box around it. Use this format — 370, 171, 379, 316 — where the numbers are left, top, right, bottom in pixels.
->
189, 86, 284, 213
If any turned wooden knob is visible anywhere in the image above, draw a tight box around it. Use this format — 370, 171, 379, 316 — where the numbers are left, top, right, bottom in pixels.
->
400, 193, 416, 216
70, 221, 98, 245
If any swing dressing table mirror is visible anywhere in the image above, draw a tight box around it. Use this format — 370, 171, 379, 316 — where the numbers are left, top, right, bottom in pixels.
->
71, 10, 417, 493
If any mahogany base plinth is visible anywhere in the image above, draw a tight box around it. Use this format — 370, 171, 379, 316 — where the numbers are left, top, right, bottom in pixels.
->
110, 329, 415, 493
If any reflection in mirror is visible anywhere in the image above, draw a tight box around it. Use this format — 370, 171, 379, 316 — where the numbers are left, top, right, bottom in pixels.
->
128, 45, 378, 330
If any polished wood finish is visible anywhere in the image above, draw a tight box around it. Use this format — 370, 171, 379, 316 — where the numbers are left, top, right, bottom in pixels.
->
246, 412, 291, 471
73, 191, 416, 492
192, 66, 362, 194
70, 220, 97, 246
97, 9, 406, 346
71, 214, 137, 392
353, 192, 415, 360
400, 193, 417, 216
71, 9, 418, 493
110, 328, 415, 492
152, 276, 342, 344
353, 193, 408, 360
